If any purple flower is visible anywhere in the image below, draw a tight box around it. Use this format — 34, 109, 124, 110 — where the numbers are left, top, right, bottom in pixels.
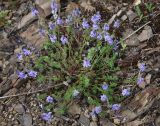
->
39, 28, 45, 37
104, 33, 113, 45
72, 8, 81, 17
97, 32, 103, 40
49, 22, 55, 30
82, 18, 90, 29
90, 30, 97, 38
139, 63, 145, 72
41, 112, 52, 121
83, 58, 91, 68
103, 23, 110, 31
17, 71, 27, 79
51, 0, 58, 14
92, 23, 99, 30
28, 70, 37, 78
90, 110, 96, 118
60, 35, 68, 45
94, 106, 102, 114
72, 89, 80, 97
113, 20, 120, 28
22, 49, 32, 56
102, 84, 108, 90
49, 34, 57, 43
112, 104, 121, 111
137, 77, 144, 85
122, 88, 130, 96
91, 12, 101, 24
56, 17, 63, 25
100, 94, 108, 102
31, 8, 39, 16
17, 53, 23, 61
46, 96, 54, 103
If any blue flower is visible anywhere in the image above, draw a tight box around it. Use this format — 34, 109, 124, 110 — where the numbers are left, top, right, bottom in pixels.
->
100, 94, 108, 102
104, 33, 113, 45
137, 77, 144, 85
46, 96, 54, 103
22, 49, 32, 56
83, 58, 91, 68
91, 12, 101, 24
113, 20, 120, 28
139, 63, 145, 72
31, 8, 39, 16
72, 89, 80, 97
39, 28, 45, 37
90, 30, 97, 38
17, 53, 23, 61
17, 71, 27, 79
97, 32, 103, 40
92, 23, 99, 30
122, 88, 130, 96
48, 22, 55, 30
90, 110, 96, 118
60, 35, 68, 45
94, 106, 102, 114
112, 104, 121, 111
41, 112, 52, 121
28, 70, 37, 78
56, 17, 63, 25
49, 34, 57, 43
103, 23, 110, 31
51, 0, 58, 14
102, 84, 108, 90
82, 18, 90, 29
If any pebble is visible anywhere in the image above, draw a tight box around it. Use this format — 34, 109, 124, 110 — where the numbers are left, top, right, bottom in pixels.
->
90, 122, 98, 126
127, 10, 137, 22
14, 104, 25, 114
121, 15, 127, 21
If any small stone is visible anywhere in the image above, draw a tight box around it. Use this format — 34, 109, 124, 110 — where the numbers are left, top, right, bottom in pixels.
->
23, 114, 32, 126
68, 103, 81, 115
155, 116, 160, 126
137, 26, 153, 42
121, 15, 127, 21
123, 28, 140, 46
14, 104, 25, 114
108, 14, 116, 25
145, 74, 152, 84
90, 121, 98, 126
127, 10, 137, 22
79, 114, 90, 126
117, 10, 123, 17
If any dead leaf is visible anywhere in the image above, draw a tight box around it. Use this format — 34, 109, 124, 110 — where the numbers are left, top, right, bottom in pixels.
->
126, 120, 143, 126
80, 0, 95, 12
66, 2, 79, 14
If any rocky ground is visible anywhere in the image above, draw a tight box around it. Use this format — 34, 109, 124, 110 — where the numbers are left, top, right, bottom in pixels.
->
0, 0, 160, 126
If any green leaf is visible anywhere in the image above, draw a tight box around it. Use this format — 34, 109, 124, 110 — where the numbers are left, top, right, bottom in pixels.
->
80, 75, 90, 88
87, 47, 96, 60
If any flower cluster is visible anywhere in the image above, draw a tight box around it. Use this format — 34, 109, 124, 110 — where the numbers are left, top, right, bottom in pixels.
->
30, 1, 126, 120
16, 48, 37, 79
137, 63, 146, 86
